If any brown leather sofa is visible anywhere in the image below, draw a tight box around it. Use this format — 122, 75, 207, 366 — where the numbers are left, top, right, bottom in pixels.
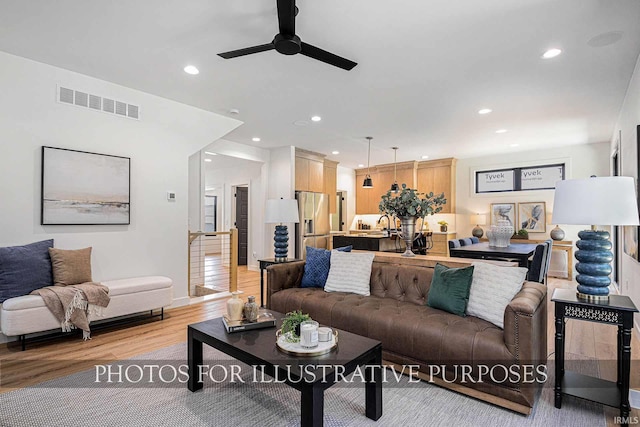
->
267, 257, 547, 414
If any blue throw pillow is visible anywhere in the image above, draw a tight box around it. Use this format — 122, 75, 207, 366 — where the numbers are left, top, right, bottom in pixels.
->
301, 245, 352, 288
0, 239, 54, 303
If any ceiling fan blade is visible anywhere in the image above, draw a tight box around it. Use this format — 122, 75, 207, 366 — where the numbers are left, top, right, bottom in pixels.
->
218, 43, 275, 59
277, 0, 296, 35
300, 42, 357, 71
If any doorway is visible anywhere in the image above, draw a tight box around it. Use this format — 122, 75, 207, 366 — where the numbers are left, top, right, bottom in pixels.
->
235, 186, 249, 266
612, 142, 621, 288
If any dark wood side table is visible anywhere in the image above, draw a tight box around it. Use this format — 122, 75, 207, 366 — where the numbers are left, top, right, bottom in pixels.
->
552, 289, 638, 424
258, 258, 302, 307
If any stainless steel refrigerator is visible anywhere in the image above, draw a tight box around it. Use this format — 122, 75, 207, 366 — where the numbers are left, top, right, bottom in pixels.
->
295, 191, 330, 259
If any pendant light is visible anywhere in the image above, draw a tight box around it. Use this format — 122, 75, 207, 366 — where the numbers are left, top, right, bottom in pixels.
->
390, 147, 399, 193
362, 137, 373, 188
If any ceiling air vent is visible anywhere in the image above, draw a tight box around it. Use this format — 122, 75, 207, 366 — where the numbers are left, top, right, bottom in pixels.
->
57, 86, 140, 120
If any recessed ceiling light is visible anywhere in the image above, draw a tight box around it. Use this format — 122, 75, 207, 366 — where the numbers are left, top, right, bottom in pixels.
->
358, 164, 365, 168
332, 151, 339, 155
252, 137, 261, 142
311, 116, 322, 122
542, 48, 562, 59
294, 120, 309, 126
478, 108, 492, 115
510, 143, 519, 147
184, 65, 199, 75
421, 155, 429, 159
204, 151, 217, 156
496, 129, 508, 134
204, 158, 212, 162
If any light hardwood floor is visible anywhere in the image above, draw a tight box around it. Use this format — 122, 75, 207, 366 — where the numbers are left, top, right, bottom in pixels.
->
1, 270, 637, 424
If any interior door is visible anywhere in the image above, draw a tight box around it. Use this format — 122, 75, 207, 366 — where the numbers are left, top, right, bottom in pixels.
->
235, 186, 248, 266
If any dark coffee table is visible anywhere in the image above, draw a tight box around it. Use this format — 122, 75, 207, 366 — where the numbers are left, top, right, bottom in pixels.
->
187, 310, 383, 427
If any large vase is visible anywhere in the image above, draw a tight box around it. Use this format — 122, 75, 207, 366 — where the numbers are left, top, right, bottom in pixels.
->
398, 216, 417, 257
575, 230, 612, 301
486, 220, 513, 248
226, 292, 244, 321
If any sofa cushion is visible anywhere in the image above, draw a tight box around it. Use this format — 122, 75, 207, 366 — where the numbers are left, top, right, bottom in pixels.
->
427, 263, 474, 316
270, 287, 513, 369
49, 247, 92, 286
466, 261, 527, 328
0, 239, 54, 303
300, 245, 352, 288
324, 251, 374, 296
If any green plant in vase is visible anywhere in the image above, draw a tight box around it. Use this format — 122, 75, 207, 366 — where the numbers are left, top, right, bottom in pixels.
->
281, 310, 311, 343
379, 184, 447, 256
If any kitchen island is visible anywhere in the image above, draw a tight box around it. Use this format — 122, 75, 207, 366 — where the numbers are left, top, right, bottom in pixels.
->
333, 234, 402, 252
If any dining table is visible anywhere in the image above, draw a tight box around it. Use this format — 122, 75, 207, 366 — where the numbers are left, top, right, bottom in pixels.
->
448, 242, 538, 268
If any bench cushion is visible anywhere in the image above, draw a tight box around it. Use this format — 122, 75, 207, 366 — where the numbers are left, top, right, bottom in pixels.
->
1, 276, 173, 337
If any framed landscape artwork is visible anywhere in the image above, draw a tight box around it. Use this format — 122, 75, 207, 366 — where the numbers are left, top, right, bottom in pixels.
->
490, 203, 516, 227
41, 146, 130, 225
518, 202, 546, 233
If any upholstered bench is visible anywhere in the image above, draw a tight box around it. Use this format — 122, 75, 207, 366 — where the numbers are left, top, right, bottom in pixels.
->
0, 276, 173, 349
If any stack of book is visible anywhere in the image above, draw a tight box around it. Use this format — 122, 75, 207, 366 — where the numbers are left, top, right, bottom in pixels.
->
222, 315, 276, 333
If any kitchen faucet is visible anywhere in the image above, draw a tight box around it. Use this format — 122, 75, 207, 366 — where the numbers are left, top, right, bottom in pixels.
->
377, 215, 397, 233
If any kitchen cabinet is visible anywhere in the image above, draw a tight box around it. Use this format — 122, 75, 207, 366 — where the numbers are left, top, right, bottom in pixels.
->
417, 158, 456, 213
295, 149, 325, 193
355, 161, 417, 214
355, 170, 380, 214
323, 159, 338, 213
430, 232, 457, 257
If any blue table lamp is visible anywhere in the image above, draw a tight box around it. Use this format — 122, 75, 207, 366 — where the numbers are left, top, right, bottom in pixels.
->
265, 198, 300, 262
552, 176, 639, 301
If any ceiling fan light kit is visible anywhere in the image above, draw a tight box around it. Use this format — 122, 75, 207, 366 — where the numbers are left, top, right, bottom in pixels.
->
218, 0, 357, 71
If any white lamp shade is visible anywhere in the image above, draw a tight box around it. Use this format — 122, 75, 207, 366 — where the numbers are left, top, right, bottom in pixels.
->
552, 176, 639, 226
265, 199, 299, 223
470, 214, 486, 225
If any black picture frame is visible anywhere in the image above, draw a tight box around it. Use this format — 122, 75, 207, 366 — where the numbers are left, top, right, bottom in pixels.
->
41, 146, 131, 225
475, 163, 565, 194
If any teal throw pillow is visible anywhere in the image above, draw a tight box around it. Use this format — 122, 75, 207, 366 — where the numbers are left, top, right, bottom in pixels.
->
427, 263, 474, 316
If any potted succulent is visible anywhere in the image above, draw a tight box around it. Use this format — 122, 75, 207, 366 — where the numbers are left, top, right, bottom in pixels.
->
438, 220, 448, 232
379, 184, 446, 257
281, 310, 311, 343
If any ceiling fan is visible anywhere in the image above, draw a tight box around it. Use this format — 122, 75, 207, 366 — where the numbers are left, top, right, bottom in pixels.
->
218, 0, 357, 71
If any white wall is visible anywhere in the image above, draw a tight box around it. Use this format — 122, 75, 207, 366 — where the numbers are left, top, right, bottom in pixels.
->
0, 52, 241, 314
611, 52, 640, 334
456, 142, 611, 278
266, 146, 295, 259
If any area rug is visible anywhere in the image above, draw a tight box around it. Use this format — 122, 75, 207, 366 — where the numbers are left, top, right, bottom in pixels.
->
0, 343, 605, 427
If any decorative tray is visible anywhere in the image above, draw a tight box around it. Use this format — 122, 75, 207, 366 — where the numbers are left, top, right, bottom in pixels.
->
276, 329, 339, 357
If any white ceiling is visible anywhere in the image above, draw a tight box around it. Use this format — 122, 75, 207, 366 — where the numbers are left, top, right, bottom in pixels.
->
1, 0, 639, 168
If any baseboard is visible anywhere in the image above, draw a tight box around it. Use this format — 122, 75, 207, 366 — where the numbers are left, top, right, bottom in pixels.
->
169, 296, 190, 308
247, 265, 259, 272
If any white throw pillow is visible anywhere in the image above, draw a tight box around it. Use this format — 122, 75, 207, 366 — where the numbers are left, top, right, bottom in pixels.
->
466, 261, 528, 329
324, 251, 375, 296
